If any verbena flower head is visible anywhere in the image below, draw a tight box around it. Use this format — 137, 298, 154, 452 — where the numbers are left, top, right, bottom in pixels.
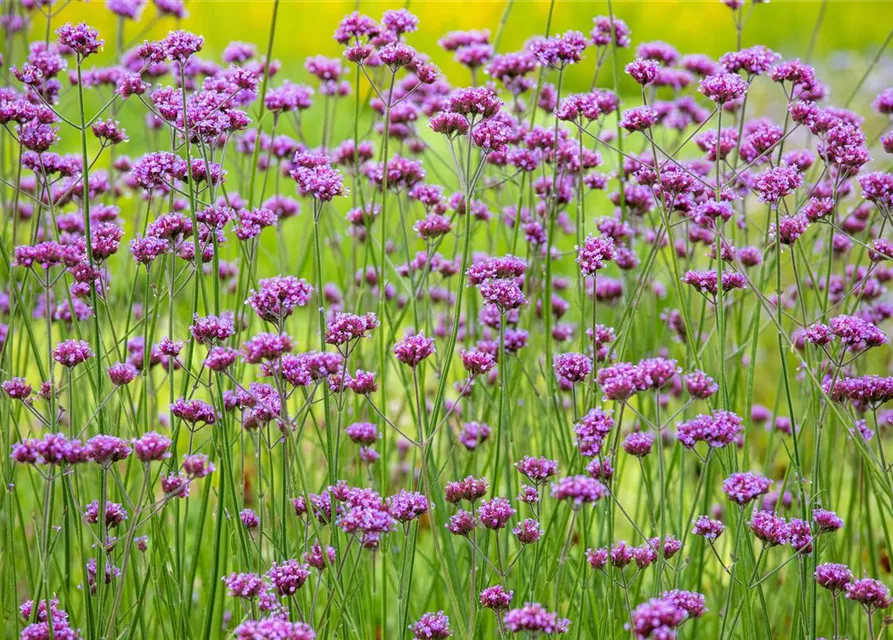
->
630, 598, 686, 640
133, 432, 172, 462
86, 435, 132, 466
550, 475, 608, 507
480, 585, 513, 610
815, 563, 853, 592
388, 490, 429, 522
477, 497, 515, 530
290, 152, 346, 201
662, 590, 706, 619
503, 603, 570, 635
267, 560, 310, 596
409, 611, 451, 639
623, 432, 654, 457
52, 339, 93, 367
393, 332, 436, 367
190, 314, 235, 345
576, 234, 615, 275
247, 276, 313, 324
162, 29, 204, 62
516, 456, 558, 484
529, 30, 588, 68
57, 22, 104, 57
445, 476, 489, 504
676, 410, 743, 449
223, 572, 266, 599
233, 618, 317, 639
813, 508, 843, 534
699, 72, 748, 103
754, 166, 803, 206
553, 352, 592, 384
325, 312, 378, 345
723, 472, 772, 505
750, 510, 790, 546
846, 578, 893, 612
692, 515, 725, 541
2, 377, 32, 400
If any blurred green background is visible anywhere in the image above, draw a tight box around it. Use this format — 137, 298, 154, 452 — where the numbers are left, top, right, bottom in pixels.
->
37, 0, 893, 101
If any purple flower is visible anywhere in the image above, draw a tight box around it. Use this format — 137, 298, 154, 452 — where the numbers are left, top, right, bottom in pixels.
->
597, 363, 640, 401
692, 515, 725, 541
625, 58, 660, 85
813, 508, 843, 534
682, 270, 747, 296
472, 119, 512, 153
445, 510, 476, 536
846, 578, 893, 612
393, 333, 436, 367
699, 72, 748, 103
636, 357, 679, 390
720, 46, 779, 76
550, 475, 608, 506
515, 456, 558, 484
676, 410, 743, 449
239, 508, 259, 529
223, 572, 266, 599
170, 398, 216, 427
2, 377, 32, 400
723, 472, 771, 505
52, 339, 93, 367
387, 490, 429, 522
587, 547, 609, 569
623, 432, 654, 457
162, 30, 204, 62
430, 112, 470, 138
815, 563, 853, 592
591, 16, 631, 48
247, 276, 313, 324
182, 453, 215, 478
620, 106, 658, 132
461, 349, 496, 376
290, 152, 346, 201
661, 590, 705, 620
787, 518, 812, 554
576, 234, 616, 275
445, 476, 489, 504
479, 279, 527, 311
754, 166, 803, 205
512, 518, 542, 544
86, 435, 132, 466
409, 611, 451, 639
190, 314, 235, 345
825, 376, 893, 408
84, 500, 128, 527
480, 585, 514, 610
108, 362, 138, 386
267, 559, 310, 596
750, 510, 789, 546
57, 22, 104, 57
325, 312, 378, 346
447, 87, 502, 120
630, 598, 686, 639
553, 352, 592, 384
234, 618, 316, 640
477, 497, 515, 530
457, 421, 491, 450
529, 30, 588, 68
684, 371, 719, 399
133, 432, 172, 462
503, 603, 570, 635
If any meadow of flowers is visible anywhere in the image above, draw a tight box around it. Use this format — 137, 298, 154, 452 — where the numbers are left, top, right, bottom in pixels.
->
1, 0, 893, 638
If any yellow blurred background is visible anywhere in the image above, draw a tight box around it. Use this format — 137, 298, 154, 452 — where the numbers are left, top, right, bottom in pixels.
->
39, 0, 893, 100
